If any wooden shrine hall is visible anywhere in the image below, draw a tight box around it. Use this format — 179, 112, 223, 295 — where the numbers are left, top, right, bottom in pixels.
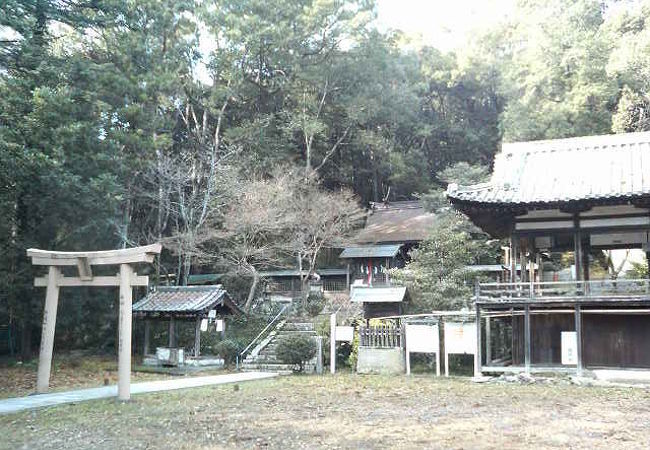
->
447, 131, 650, 374
132, 285, 241, 358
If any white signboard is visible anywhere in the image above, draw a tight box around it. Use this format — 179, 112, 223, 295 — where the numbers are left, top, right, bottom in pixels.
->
335, 326, 354, 342
561, 331, 577, 365
444, 322, 477, 355
406, 324, 439, 353
405, 324, 440, 376
200, 319, 209, 332
444, 322, 478, 377
215, 319, 225, 332
208, 309, 217, 319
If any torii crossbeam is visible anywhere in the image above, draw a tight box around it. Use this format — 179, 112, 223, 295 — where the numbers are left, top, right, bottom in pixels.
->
27, 244, 162, 400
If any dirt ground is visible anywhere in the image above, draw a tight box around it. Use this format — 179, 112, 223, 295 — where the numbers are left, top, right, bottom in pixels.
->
2, 374, 650, 449
0, 355, 225, 399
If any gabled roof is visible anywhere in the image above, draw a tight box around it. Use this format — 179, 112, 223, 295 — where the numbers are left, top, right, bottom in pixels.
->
354, 201, 437, 244
447, 131, 650, 207
350, 286, 408, 303
340, 244, 402, 259
133, 285, 241, 316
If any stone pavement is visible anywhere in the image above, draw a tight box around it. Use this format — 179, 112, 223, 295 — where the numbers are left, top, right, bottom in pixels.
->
0, 371, 278, 415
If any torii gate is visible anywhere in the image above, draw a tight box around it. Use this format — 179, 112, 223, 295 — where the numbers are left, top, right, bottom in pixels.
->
27, 244, 162, 400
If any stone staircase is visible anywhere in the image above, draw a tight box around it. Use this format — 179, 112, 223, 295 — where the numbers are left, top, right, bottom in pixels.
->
241, 319, 319, 374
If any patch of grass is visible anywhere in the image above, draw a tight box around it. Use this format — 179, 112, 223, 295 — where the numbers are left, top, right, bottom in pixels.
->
2, 374, 650, 449
0, 354, 225, 399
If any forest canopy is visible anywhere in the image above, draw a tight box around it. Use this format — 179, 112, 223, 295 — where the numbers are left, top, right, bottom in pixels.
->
2, 0, 650, 356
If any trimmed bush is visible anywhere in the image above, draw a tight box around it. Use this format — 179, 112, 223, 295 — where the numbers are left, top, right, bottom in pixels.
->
303, 292, 325, 316
213, 339, 240, 365
275, 334, 317, 373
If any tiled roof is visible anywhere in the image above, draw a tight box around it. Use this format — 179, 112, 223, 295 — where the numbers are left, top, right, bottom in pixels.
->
447, 131, 650, 206
350, 286, 408, 303
354, 201, 437, 244
132, 285, 239, 314
340, 244, 402, 259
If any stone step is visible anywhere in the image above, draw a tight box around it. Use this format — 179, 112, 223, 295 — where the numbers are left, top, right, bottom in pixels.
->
241, 362, 316, 373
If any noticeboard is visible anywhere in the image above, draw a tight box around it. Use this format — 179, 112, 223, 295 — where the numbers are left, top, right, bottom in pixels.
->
335, 326, 354, 342
405, 324, 439, 353
444, 322, 477, 355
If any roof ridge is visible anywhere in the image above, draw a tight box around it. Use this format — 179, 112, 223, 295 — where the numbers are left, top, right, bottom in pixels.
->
503, 131, 650, 155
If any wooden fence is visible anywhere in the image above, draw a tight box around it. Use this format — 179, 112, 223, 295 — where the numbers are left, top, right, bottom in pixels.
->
323, 279, 348, 293
359, 324, 403, 348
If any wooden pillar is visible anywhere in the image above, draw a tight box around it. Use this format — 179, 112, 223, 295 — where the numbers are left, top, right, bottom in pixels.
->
36, 266, 61, 393
315, 336, 323, 375
575, 304, 583, 376
194, 317, 201, 358
118, 263, 133, 401
346, 264, 350, 291
168, 317, 175, 347
485, 317, 492, 366
510, 236, 517, 283
524, 304, 531, 373
574, 227, 583, 281
143, 320, 150, 356
582, 238, 590, 282
520, 239, 528, 283
385, 257, 390, 285
528, 240, 536, 294
330, 313, 336, 374
475, 307, 482, 377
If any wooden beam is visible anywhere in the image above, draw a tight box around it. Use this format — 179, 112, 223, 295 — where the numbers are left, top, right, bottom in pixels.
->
169, 317, 175, 347
27, 243, 162, 267
143, 320, 150, 356
76, 257, 93, 281
575, 304, 583, 376
524, 304, 531, 374
34, 274, 148, 287
194, 318, 201, 358
475, 307, 482, 377
574, 218, 583, 282
36, 266, 61, 393
485, 317, 492, 366
118, 264, 133, 401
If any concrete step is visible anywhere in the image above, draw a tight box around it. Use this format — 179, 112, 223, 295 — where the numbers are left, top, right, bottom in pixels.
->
241, 362, 316, 373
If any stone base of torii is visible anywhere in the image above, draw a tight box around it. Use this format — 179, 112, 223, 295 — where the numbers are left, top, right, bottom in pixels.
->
27, 244, 161, 400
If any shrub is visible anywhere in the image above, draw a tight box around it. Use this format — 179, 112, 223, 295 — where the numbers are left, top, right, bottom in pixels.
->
303, 292, 325, 316
275, 334, 317, 373
213, 339, 240, 365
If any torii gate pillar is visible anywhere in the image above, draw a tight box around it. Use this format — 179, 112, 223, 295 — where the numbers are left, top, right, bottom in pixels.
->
28, 244, 161, 400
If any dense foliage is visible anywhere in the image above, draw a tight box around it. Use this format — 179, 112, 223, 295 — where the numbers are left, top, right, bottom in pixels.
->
275, 334, 318, 372
2, 0, 650, 356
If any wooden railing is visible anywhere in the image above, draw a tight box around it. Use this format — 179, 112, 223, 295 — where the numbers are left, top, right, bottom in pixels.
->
359, 324, 403, 348
322, 279, 348, 293
477, 279, 650, 303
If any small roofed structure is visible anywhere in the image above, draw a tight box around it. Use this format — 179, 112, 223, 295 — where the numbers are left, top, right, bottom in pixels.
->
133, 285, 241, 359
351, 286, 409, 319
341, 201, 436, 286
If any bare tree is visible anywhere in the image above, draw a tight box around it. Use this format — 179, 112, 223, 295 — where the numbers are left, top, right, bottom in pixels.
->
288, 179, 365, 294
197, 169, 363, 312
198, 174, 296, 312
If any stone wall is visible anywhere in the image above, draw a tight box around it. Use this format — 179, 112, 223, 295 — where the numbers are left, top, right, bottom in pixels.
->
357, 347, 405, 374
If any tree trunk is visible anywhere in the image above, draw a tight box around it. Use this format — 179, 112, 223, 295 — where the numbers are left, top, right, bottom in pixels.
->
244, 270, 260, 313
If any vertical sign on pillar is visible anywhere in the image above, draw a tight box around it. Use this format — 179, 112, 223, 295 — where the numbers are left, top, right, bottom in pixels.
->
330, 313, 336, 374
118, 264, 133, 401
36, 266, 61, 393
